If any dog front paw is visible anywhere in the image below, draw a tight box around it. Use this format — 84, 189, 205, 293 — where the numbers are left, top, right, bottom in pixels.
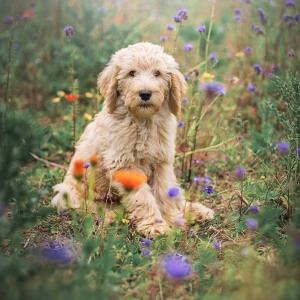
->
52, 183, 81, 212
186, 202, 215, 222
137, 220, 172, 238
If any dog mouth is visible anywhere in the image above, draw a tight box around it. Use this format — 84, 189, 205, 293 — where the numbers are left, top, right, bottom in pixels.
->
139, 103, 152, 108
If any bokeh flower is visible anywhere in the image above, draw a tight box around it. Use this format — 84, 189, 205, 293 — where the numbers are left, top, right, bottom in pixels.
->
201, 82, 226, 96
142, 249, 150, 256
113, 170, 147, 190
168, 187, 180, 197
234, 9, 242, 15
98, 6, 106, 12
175, 215, 187, 227
89, 155, 99, 166
141, 238, 152, 247
213, 240, 221, 250
83, 162, 90, 169
235, 167, 246, 178
64, 25, 74, 36
174, 8, 188, 23
183, 97, 189, 104
83, 113, 93, 121
202, 185, 214, 194
194, 176, 200, 184
288, 48, 295, 57
4, 16, 14, 24
253, 64, 263, 74
72, 159, 85, 180
163, 253, 192, 279
161, 35, 167, 42
244, 47, 252, 55
249, 205, 260, 213
65, 93, 79, 102
246, 218, 258, 230
247, 84, 256, 92
277, 141, 290, 153
233, 16, 241, 22
197, 24, 206, 32
209, 52, 218, 62
183, 43, 193, 51
286, 0, 296, 6
40, 242, 72, 264
178, 121, 184, 127
167, 24, 175, 31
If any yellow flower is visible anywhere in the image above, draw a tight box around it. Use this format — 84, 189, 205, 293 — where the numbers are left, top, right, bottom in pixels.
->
96, 94, 103, 101
235, 51, 245, 58
122, 218, 130, 224
52, 97, 61, 103
83, 113, 93, 121
260, 176, 266, 180
57, 91, 65, 97
63, 115, 71, 121
85, 92, 94, 98
201, 72, 215, 82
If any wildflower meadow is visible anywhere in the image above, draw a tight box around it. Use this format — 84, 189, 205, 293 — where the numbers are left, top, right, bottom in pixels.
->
0, 0, 300, 299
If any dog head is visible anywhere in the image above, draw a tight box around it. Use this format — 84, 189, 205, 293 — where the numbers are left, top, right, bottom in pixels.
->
97, 42, 187, 119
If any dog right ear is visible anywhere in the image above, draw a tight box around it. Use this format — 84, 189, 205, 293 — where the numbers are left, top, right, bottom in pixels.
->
97, 63, 119, 114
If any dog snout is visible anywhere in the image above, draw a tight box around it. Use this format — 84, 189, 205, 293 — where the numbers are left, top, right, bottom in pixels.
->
139, 90, 152, 101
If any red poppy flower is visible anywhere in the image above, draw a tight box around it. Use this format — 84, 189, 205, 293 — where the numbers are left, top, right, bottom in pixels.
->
65, 93, 79, 102
72, 159, 85, 180
114, 170, 147, 190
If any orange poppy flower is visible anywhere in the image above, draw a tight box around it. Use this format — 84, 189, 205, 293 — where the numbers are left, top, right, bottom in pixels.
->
72, 159, 85, 180
113, 170, 147, 190
90, 155, 100, 166
65, 93, 79, 102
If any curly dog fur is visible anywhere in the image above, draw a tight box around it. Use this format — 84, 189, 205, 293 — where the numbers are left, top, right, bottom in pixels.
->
52, 42, 214, 237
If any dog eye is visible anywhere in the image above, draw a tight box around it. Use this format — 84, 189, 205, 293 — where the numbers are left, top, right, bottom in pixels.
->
129, 70, 136, 77
154, 70, 161, 77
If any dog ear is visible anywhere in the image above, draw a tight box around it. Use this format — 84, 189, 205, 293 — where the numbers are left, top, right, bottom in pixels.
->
97, 63, 119, 114
169, 69, 187, 120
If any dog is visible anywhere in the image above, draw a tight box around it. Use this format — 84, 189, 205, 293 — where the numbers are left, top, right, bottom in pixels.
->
52, 42, 214, 237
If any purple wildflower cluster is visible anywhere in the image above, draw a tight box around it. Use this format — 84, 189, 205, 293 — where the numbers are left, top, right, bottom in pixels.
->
201, 82, 226, 96
64, 25, 74, 36
202, 185, 214, 194
141, 238, 152, 257
197, 24, 206, 32
174, 8, 188, 23
168, 187, 180, 197
40, 242, 73, 264
163, 253, 192, 279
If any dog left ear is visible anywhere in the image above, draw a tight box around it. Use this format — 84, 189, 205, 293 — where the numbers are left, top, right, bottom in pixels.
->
97, 63, 119, 114
169, 69, 187, 120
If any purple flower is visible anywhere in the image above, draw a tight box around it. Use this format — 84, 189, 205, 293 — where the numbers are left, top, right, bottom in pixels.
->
246, 218, 258, 230
235, 167, 246, 177
234, 9, 242, 15
247, 84, 256, 92
295, 15, 300, 22
251, 24, 257, 31
163, 253, 192, 279
256, 27, 264, 34
40, 242, 72, 264
237, 136, 244, 141
265, 73, 274, 79
13, 43, 20, 50
249, 205, 260, 213
168, 187, 180, 197
201, 176, 211, 185
244, 47, 252, 55
286, 0, 296, 6
167, 24, 175, 31
201, 82, 226, 96
296, 147, 300, 155
174, 15, 182, 23
142, 249, 150, 256
84, 162, 90, 169
183, 97, 188, 104
288, 49, 295, 57
197, 25, 206, 32
183, 43, 193, 51
209, 52, 218, 62
185, 75, 190, 81
175, 215, 187, 227
194, 177, 200, 184
178, 121, 184, 128
283, 15, 293, 22
213, 240, 221, 250
233, 16, 241, 22
4, 16, 14, 24
257, 8, 265, 17
202, 185, 214, 194
177, 9, 188, 20
277, 141, 290, 153
98, 6, 106, 12
254, 64, 263, 74
141, 238, 152, 247
64, 25, 74, 36
161, 35, 167, 42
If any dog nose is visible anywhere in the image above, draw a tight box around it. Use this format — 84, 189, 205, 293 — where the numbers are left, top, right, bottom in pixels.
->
139, 90, 152, 101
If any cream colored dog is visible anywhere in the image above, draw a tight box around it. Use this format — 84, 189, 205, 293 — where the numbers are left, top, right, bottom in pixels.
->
52, 42, 214, 237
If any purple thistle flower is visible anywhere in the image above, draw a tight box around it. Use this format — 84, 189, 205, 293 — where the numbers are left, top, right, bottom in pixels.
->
201, 82, 226, 96
257, 8, 265, 17
142, 249, 151, 256
295, 15, 300, 22
177, 121, 184, 128
233, 16, 241, 22
174, 15, 182, 23
213, 240, 221, 250
248, 84, 256, 92
286, 0, 296, 6
235, 167, 246, 178
244, 47, 252, 55
251, 24, 257, 31
64, 25, 74, 36
197, 25, 206, 32
40, 242, 72, 264
84, 162, 90, 169
167, 24, 175, 31
283, 15, 293, 22
277, 141, 290, 153
141, 238, 152, 247
177, 8, 188, 20
288, 49, 295, 57
256, 27, 264, 34
168, 187, 180, 197
185, 75, 190, 81
249, 205, 260, 213
161, 35, 167, 42
183, 97, 188, 104
260, 15, 267, 24
163, 253, 192, 279
265, 73, 274, 79
183, 43, 193, 51
209, 52, 218, 62
246, 218, 258, 230
202, 185, 214, 194
254, 64, 263, 74
296, 147, 300, 155
201, 176, 211, 185
234, 9, 242, 15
